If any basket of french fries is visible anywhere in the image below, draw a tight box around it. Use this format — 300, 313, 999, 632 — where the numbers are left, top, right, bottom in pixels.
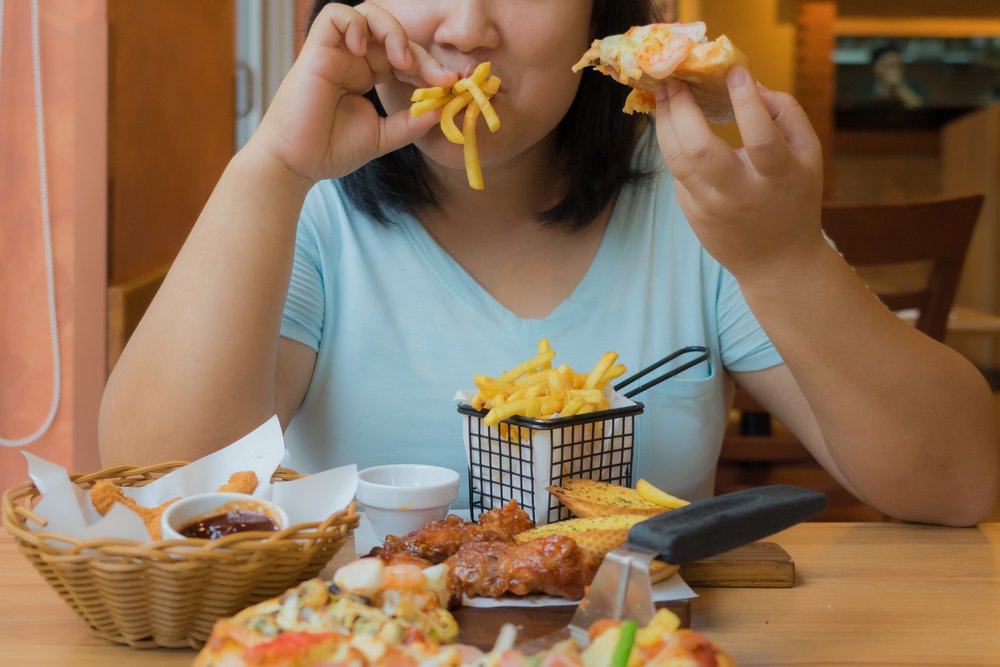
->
1, 420, 360, 649
457, 340, 709, 525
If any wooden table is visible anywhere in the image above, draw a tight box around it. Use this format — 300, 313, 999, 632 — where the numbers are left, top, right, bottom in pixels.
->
2, 523, 999, 666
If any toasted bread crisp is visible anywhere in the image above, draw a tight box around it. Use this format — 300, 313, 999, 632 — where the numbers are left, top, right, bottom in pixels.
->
547, 478, 666, 518
514, 514, 649, 562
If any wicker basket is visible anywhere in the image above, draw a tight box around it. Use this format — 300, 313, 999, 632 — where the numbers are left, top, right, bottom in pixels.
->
1, 462, 359, 649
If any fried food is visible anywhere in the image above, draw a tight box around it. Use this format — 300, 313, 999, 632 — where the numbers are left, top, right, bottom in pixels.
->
469, 339, 628, 436
90, 479, 126, 516
515, 512, 679, 584
636, 477, 691, 509
370, 500, 533, 565
89, 480, 180, 540
410, 62, 501, 190
130, 498, 179, 541
445, 534, 600, 600
217, 471, 259, 495
515, 514, 648, 556
547, 477, 667, 518
89, 469, 260, 541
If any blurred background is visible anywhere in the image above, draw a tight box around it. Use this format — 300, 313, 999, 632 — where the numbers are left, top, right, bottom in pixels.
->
2, 0, 999, 518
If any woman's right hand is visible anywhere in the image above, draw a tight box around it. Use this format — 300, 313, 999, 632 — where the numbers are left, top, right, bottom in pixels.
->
247, 2, 456, 185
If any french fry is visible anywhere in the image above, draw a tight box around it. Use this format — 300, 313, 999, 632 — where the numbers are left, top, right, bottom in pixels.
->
583, 351, 619, 390
636, 478, 691, 509
410, 63, 502, 190
597, 363, 627, 390
410, 86, 450, 101
462, 103, 483, 190
560, 397, 587, 417
538, 339, 552, 370
497, 349, 557, 384
469, 340, 627, 428
568, 389, 604, 403
408, 95, 452, 117
440, 91, 474, 144
484, 398, 541, 426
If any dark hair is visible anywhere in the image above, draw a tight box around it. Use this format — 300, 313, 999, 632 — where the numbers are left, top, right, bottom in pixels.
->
871, 43, 902, 65
307, 0, 658, 230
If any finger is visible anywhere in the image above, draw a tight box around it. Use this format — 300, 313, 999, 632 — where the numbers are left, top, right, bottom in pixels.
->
727, 67, 792, 177
310, 4, 371, 57
653, 84, 707, 193
663, 79, 743, 185
354, 3, 411, 71
373, 102, 443, 159
393, 41, 458, 89
755, 81, 822, 165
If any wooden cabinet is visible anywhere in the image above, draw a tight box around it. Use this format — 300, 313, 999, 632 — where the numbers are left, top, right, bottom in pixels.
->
106, 1, 235, 371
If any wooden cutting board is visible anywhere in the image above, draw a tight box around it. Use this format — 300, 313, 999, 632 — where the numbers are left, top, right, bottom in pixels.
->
454, 541, 793, 649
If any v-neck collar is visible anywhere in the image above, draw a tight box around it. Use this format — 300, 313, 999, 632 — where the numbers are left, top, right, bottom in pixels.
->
399, 182, 639, 340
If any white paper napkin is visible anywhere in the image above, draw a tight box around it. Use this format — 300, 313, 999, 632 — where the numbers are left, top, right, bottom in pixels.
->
23, 415, 357, 544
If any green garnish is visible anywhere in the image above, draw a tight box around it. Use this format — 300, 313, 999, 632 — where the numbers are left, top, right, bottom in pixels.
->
609, 620, 637, 667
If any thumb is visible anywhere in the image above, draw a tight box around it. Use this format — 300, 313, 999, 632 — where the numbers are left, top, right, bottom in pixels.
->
375, 106, 443, 159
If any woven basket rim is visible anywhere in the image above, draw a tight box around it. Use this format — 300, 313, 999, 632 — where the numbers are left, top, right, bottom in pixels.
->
1, 461, 359, 558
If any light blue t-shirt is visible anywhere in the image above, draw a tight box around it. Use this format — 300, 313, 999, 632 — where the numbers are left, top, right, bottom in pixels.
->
280, 133, 782, 505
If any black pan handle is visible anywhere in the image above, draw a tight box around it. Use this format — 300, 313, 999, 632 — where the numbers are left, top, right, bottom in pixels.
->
627, 484, 829, 564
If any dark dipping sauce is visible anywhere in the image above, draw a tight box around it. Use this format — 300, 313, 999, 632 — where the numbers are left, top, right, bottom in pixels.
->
179, 509, 279, 540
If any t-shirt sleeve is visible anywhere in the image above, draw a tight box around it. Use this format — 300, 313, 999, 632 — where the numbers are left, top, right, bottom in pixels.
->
280, 188, 332, 351
716, 266, 783, 373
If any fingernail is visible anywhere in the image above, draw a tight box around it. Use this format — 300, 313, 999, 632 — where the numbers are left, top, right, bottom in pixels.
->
656, 83, 670, 103
727, 66, 749, 89
666, 79, 683, 97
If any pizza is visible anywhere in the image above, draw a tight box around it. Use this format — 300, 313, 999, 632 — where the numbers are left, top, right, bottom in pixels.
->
572, 21, 749, 122
195, 572, 737, 667
194, 558, 465, 667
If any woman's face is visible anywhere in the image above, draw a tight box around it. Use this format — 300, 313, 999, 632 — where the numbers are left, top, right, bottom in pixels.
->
369, 0, 595, 178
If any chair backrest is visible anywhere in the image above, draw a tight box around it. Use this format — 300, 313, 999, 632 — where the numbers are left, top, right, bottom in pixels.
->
820, 194, 984, 342
717, 194, 985, 521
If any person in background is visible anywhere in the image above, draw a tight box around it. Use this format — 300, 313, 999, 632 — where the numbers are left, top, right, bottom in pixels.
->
859, 44, 925, 110
99, 1, 997, 526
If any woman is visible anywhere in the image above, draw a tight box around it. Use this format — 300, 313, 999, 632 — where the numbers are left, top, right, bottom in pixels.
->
99, 0, 997, 525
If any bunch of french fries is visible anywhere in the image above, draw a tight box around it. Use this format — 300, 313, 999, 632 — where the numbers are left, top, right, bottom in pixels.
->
410, 62, 501, 190
470, 339, 627, 436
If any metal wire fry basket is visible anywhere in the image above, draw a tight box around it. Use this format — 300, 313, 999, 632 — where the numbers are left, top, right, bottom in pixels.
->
458, 345, 710, 524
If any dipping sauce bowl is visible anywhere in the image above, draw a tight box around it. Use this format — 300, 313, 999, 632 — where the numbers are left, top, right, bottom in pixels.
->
161, 492, 289, 541
356, 464, 460, 541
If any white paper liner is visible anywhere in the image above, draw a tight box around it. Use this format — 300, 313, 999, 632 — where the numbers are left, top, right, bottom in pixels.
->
453, 387, 637, 525
22, 415, 357, 545
353, 510, 696, 608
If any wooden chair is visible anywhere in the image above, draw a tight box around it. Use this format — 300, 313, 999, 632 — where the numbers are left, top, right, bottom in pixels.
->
716, 194, 985, 521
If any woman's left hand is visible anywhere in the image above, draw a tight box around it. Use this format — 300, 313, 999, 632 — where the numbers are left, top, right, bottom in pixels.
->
653, 66, 825, 282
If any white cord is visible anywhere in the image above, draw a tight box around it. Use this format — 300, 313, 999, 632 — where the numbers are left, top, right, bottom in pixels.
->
0, 0, 64, 447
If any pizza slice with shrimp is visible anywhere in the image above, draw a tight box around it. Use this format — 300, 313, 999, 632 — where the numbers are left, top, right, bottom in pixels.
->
572, 21, 749, 122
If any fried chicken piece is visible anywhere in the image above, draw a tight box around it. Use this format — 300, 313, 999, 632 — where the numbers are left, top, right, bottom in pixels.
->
88, 479, 178, 540
90, 479, 126, 516
445, 534, 600, 600
370, 500, 534, 565
476, 499, 535, 539
217, 470, 259, 495
130, 497, 180, 540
